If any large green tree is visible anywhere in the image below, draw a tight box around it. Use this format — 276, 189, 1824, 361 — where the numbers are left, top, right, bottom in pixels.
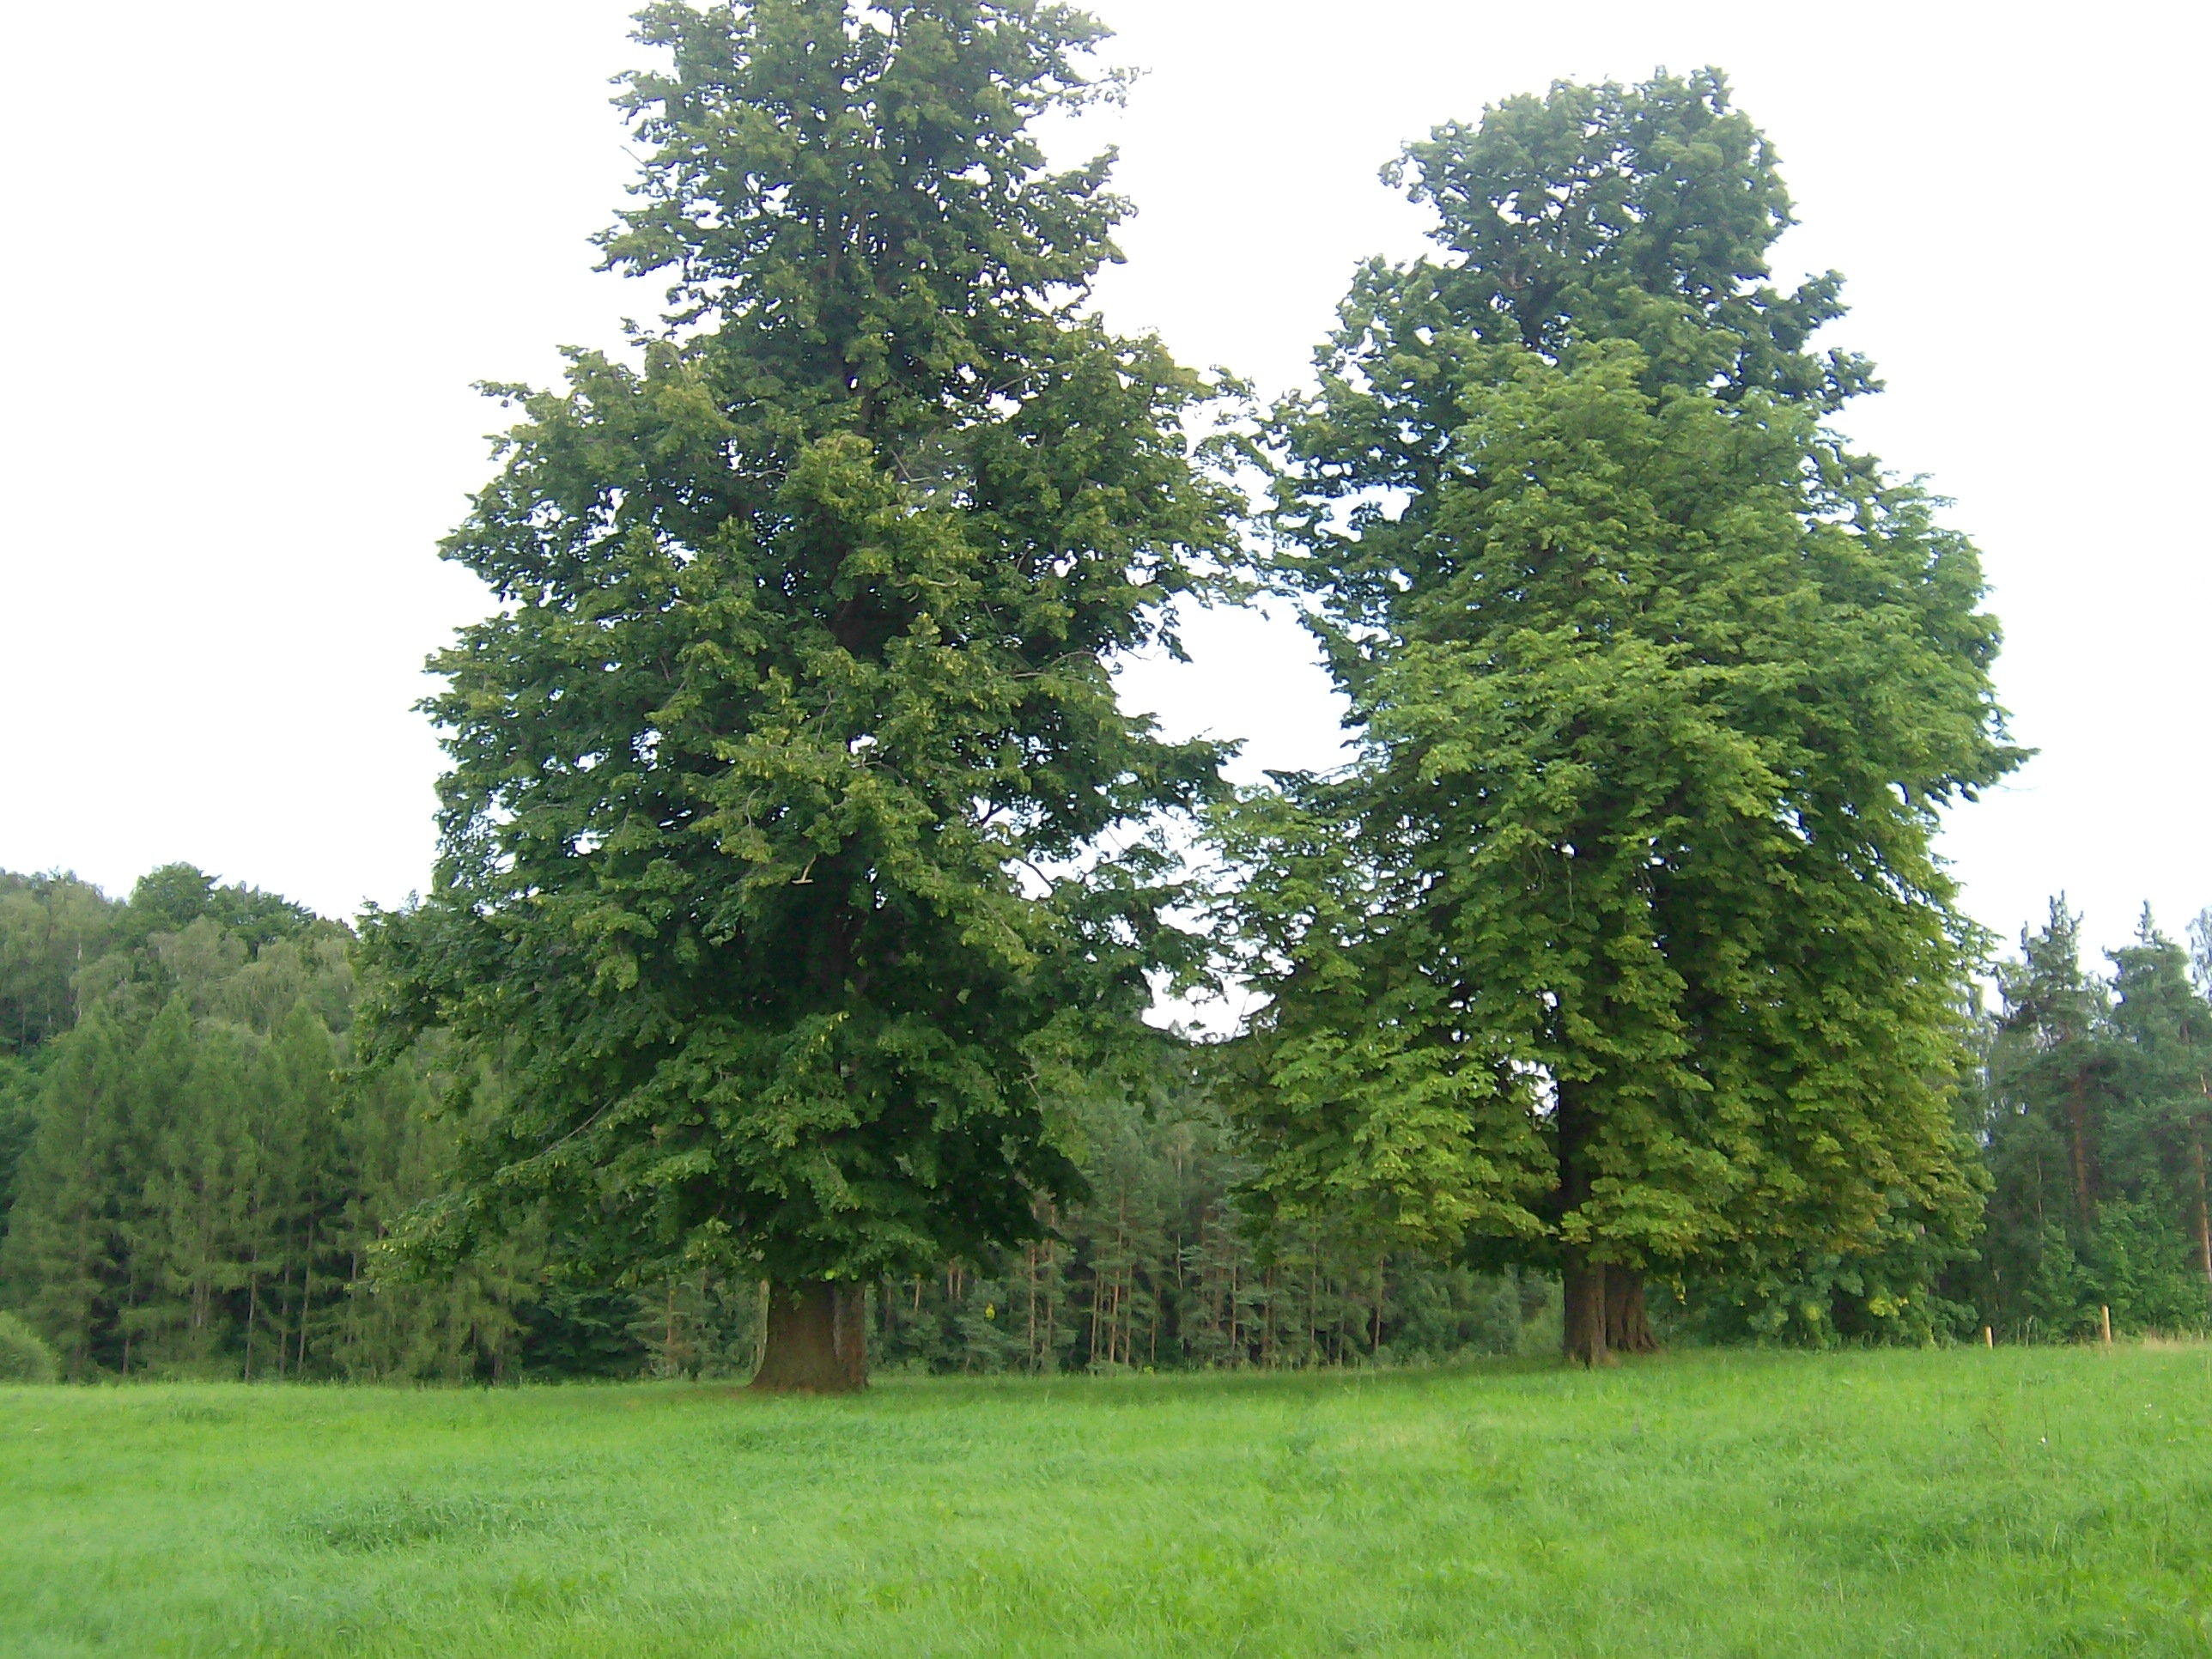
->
362, 0, 1234, 1389
1223, 71, 2019, 1364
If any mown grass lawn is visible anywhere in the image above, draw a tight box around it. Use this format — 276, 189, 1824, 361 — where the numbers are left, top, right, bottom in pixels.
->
3, 1345, 2209, 1657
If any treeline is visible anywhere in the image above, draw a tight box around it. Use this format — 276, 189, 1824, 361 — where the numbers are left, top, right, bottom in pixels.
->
0, 866, 549, 1381
1972, 902, 2212, 1339
7, 863, 2209, 1383
869, 1096, 1546, 1376
1656, 901, 2212, 1347
0, 865, 1550, 1381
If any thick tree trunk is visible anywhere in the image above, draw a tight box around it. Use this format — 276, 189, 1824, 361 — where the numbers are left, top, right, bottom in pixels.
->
750, 1279, 867, 1393
1604, 1266, 1657, 1354
835, 1280, 866, 1382
1561, 1249, 1610, 1367
1556, 1076, 1611, 1367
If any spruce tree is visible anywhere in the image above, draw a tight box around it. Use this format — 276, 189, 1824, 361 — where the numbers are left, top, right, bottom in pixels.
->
1224, 71, 2020, 1364
363, 0, 1234, 1389
1989, 902, 2116, 1254
2103, 921, 2212, 1327
1978, 903, 2212, 1337
0, 1002, 171, 1375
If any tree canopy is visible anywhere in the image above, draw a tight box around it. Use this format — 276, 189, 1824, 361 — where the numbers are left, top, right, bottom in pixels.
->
362, 0, 1237, 1389
1222, 71, 2021, 1364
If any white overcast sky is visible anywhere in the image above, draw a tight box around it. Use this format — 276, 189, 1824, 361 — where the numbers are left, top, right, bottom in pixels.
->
1, 0, 2203, 975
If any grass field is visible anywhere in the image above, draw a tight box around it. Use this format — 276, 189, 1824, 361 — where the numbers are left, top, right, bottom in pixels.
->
3, 1347, 2210, 1657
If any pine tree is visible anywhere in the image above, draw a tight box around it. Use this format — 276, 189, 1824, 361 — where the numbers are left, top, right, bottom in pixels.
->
2080, 912, 2207, 1328
1, 1003, 169, 1374
132, 1020, 254, 1375
1989, 902, 2116, 1253
1975, 900, 2212, 1338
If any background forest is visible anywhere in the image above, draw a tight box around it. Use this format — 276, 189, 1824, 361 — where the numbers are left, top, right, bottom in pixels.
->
2, 861, 2206, 1382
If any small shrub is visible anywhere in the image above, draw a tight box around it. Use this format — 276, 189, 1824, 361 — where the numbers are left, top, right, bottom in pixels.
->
0, 1311, 58, 1383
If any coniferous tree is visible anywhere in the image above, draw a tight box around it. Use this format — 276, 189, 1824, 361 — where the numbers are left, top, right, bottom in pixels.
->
1992, 902, 2114, 1237
2106, 916, 2212, 1305
0, 873, 121, 1251
1, 1004, 142, 1376
1979, 905, 2212, 1336
361, 0, 1236, 1390
0, 1056, 38, 1257
2176, 911, 2212, 1288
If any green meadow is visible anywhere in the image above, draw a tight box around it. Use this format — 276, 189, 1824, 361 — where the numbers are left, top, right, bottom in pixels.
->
4, 1346, 2209, 1657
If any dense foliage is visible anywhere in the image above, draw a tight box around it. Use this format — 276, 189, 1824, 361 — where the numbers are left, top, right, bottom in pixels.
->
7, 860, 2206, 1378
362, 0, 1241, 1387
0, 865, 1553, 1380
1970, 902, 2212, 1338
1221, 71, 2021, 1362
0, 868, 550, 1382
0, 1310, 56, 1382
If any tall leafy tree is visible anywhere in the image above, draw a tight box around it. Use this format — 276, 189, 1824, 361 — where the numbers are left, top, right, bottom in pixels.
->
1378, 70, 1875, 412
362, 0, 1235, 1389
1224, 71, 2019, 1364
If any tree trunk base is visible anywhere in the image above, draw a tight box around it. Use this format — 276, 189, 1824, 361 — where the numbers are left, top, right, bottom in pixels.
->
1562, 1252, 1611, 1367
750, 1279, 867, 1393
1604, 1267, 1658, 1355
1563, 1258, 1662, 1364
